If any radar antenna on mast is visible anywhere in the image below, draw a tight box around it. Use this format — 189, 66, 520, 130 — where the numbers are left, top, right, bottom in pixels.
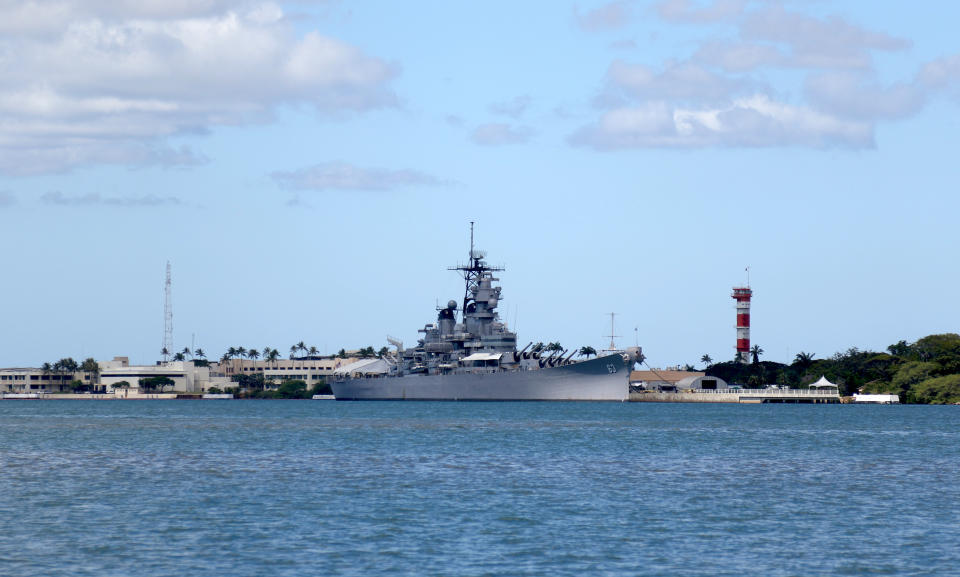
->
605, 312, 620, 350
450, 221, 503, 324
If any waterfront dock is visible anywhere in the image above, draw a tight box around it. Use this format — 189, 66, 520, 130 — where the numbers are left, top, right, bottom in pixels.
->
629, 388, 841, 404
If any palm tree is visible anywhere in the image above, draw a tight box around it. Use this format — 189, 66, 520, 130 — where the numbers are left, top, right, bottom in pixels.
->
161, 347, 170, 362
247, 348, 260, 372
297, 341, 307, 358
194, 348, 206, 360
267, 348, 280, 368
750, 345, 764, 364
308, 346, 319, 358
578, 346, 597, 359
80, 358, 99, 390
236, 346, 247, 369
289, 345, 299, 360
173, 352, 185, 362
700, 354, 712, 367
182, 347, 192, 360
793, 351, 815, 370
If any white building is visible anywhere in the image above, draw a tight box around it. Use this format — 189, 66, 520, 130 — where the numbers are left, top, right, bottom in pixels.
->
99, 357, 229, 393
853, 394, 900, 404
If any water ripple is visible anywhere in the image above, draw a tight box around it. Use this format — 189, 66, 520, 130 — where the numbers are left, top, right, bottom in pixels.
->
0, 401, 957, 576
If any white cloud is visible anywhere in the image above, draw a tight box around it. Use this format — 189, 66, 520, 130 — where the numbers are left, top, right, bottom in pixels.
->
656, 0, 745, 23
271, 162, 447, 192
490, 95, 532, 119
574, 1, 635, 32
574, 3, 934, 150
920, 53, 960, 93
40, 191, 182, 206
0, 2, 397, 175
470, 123, 533, 146
741, 7, 910, 70
805, 73, 925, 121
571, 94, 872, 149
692, 41, 784, 72
604, 59, 753, 104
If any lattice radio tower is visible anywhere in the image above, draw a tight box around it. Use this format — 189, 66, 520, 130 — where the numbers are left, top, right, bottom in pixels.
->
162, 261, 173, 362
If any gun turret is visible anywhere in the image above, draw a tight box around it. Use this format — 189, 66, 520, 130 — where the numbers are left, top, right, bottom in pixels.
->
514, 342, 532, 362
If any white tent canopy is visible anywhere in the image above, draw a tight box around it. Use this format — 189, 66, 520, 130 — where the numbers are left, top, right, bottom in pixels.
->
333, 358, 389, 377
810, 375, 838, 389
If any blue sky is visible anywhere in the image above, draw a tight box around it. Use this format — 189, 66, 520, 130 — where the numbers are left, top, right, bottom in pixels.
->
1, 0, 958, 368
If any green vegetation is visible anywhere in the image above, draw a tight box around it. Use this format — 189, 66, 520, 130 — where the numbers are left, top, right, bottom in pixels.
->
703, 333, 960, 403
227, 370, 330, 399
138, 376, 175, 392
233, 379, 331, 399
111, 380, 131, 391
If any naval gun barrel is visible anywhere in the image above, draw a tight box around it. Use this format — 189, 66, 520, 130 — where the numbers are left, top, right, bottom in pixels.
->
514, 342, 533, 362
547, 349, 567, 367
562, 350, 577, 365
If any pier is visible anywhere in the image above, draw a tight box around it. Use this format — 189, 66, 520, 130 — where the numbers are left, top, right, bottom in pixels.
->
629, 388, 841, 404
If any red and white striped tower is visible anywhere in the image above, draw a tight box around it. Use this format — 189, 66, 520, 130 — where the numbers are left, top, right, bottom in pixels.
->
732, 285, 753, 363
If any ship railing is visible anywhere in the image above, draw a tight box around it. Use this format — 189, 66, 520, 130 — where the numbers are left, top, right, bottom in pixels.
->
679, 388, 838, 396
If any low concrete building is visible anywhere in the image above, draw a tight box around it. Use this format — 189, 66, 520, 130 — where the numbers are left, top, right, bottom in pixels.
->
630, 370, 706, 391
216, 357, 360, 389
0, 367, 96, 394
99, 358, 229, 393
853, 394, 900, 404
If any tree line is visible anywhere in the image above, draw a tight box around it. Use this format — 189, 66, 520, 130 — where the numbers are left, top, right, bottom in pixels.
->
700, 333, 960, 403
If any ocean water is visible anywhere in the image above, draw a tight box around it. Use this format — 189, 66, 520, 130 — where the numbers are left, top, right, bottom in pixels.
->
1, 401, 958, 577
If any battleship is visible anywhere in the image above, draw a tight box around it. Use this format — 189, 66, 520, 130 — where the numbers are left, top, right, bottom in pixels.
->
330, 225, 641, 401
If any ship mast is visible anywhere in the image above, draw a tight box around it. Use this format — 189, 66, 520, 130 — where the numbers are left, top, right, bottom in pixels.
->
606, 312, 620, 350
450, 221, 503, 324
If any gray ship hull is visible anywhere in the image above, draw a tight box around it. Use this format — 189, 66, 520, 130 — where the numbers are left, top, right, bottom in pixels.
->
331, 353, 628, 401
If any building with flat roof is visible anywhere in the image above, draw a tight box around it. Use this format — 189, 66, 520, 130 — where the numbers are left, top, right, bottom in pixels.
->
216, 357, 359, 388
0, 368, 96, 394
99, 358, 229, 393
